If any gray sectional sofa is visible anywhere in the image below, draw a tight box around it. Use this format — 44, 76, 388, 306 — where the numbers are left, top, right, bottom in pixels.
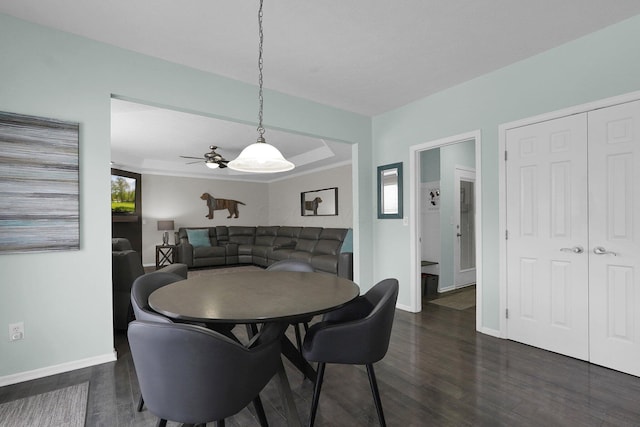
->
176, 226, 353, 279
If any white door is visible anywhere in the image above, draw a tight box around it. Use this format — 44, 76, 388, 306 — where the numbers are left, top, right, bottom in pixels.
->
454, 168, 476, 287
505, 113, 590, 360
588, 100, 640, 377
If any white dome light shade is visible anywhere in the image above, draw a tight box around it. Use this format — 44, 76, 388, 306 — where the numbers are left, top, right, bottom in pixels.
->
227, 140, 295, 173
205, 160, 219, 169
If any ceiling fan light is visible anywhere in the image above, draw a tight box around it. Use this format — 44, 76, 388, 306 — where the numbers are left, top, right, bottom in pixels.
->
205, 160, 219, 169
227, 140, 295, 173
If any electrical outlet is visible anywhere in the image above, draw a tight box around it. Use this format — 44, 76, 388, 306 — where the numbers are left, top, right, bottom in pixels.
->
9, 322, 24, 341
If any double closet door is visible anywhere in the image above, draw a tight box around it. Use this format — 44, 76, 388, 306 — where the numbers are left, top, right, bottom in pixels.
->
505, 99, 640, 377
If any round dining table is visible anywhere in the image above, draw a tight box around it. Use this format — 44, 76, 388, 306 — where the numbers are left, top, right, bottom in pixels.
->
149, 270, 359, 323
148, 270, 360, 427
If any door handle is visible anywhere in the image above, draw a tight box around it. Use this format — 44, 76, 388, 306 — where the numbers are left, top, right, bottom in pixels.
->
456, 233, 462, 237
593, 246, 617, 256
560, 246, 584, 254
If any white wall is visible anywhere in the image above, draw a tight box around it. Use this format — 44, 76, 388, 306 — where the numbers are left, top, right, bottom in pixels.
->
141, 174, 269, 265
269, 164, 353, 227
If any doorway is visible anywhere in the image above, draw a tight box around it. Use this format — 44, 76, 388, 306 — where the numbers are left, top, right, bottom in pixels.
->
409, 130, 482, 329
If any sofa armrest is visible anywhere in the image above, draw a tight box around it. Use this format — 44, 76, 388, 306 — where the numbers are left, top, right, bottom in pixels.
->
338, 252, 353, 280
176, 243, 194, 267
273, 241, 297, 250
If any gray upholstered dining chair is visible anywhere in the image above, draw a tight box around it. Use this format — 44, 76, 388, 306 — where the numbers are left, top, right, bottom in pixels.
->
130, 272, 184, 323
131, 271, 237, 337
302, 278, 399, 427
130, 271, 182, 413
128, 320, 286, 427
129, 270, 236, 413
266, 259, 315, 354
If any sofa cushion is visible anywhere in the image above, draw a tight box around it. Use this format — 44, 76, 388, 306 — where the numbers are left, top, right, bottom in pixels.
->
272, 226, 301, 249
311, 254, 339, 274
313, 228, 347, 255
215, 226, 229, 244
194, 245, 226, 258
295, 227, 322, 252
268, 248, 295, 262
254, 226, 278, 246
228, 226, 256, 245
314, 239, 341, 256
186, 229, 211, 247
276, 226, 302, 238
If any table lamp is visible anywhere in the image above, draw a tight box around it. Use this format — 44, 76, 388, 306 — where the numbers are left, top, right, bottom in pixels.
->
157, 220, 175, 246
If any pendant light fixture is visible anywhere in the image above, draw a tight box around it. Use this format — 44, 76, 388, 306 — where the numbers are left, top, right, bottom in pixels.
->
227, 0, 295, 173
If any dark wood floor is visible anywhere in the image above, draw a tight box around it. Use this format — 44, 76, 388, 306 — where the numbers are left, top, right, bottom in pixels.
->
2, 302, 640, 426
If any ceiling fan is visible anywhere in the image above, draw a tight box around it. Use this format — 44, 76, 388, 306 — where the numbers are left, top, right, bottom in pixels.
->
181, 145, 229, 169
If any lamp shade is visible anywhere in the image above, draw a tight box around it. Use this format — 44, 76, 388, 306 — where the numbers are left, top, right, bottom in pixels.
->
205, 160, 219, 169
227, 141, 295, 173
157, 220, 174, 231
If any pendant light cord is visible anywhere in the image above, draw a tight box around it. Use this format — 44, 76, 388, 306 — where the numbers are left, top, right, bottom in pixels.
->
257, 0, 265, 140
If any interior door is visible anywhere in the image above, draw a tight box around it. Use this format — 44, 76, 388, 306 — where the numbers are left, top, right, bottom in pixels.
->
588, 100, 640, 377
505, 113, 590, 360
454, 168, 476, 287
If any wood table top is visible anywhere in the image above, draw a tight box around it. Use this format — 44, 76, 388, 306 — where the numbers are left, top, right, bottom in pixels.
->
149, 271, 360, 324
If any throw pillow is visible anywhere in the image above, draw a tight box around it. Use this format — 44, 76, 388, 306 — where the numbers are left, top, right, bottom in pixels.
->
186, 229, 211, 247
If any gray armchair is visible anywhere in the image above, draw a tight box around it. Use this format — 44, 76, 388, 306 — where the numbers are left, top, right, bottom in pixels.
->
112, 238, 187, 330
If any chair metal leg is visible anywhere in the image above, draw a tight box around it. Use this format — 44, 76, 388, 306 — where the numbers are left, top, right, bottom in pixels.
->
294, 323, 303, 352
253, 395, 269, 427
156, 419, 167, 427
308, 362, 326, 427
366, 364, 386, 427
137, 394, 144, 412
214, 419, 226, 427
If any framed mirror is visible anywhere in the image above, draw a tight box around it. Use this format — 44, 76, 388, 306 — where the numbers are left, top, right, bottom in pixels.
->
377, 162, 403, 219
301, 187, 338, 216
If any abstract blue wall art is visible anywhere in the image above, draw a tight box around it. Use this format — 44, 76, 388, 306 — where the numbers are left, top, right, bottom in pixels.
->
0, 111, 80, 254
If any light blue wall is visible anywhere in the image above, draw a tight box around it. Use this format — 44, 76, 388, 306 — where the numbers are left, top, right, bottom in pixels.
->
372, 14, 640, 330
420, 148, 440, 183
0, 14, 371, 380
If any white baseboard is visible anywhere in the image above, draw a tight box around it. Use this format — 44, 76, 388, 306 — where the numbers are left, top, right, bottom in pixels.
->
395, 302, 418, 313
477, 325, 503, 338
0, 351, 117, 387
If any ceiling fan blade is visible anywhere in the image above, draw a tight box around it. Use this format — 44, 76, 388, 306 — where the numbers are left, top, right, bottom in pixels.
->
180, 155, 203, 160
185, 160, 202, 164
218, 163, 228, 169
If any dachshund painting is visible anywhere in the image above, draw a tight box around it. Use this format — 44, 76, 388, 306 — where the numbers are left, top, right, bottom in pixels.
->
200, 193, 245, 219
304, 197, 322, 215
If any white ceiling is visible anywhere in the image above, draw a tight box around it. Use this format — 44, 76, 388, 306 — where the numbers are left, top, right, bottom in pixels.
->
3, 0, 640, 180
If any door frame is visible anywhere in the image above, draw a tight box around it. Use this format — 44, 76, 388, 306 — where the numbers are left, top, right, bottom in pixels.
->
498, 89, 640, 338
409, 130, 483, 330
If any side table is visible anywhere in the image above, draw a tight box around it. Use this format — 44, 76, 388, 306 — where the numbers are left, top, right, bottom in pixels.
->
156, 244, 177, 269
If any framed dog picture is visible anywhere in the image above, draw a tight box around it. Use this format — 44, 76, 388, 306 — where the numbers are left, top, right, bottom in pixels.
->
301, 187, 338, 216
